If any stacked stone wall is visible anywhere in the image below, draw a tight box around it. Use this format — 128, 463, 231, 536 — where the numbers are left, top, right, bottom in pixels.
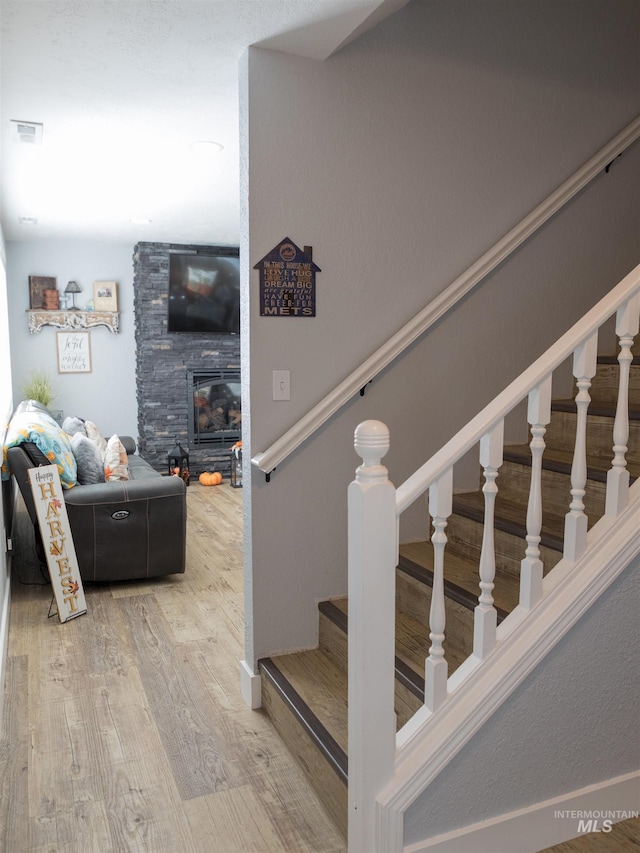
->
133, 241, 240, 476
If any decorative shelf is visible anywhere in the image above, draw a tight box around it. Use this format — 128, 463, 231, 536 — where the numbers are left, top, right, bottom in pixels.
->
27, 310, 120, 335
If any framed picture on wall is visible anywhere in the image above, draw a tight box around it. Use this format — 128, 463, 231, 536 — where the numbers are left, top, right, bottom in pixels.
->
57, 331, 92, 374
93, 281, 118, 311
29, 275, 57, 309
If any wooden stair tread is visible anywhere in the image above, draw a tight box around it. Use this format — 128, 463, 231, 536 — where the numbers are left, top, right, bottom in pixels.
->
452, 490, 567, 550
327, 596, 348, 619
258, 655, 348, 837
398, 544, 520, 614
551, 398, 640, 420
396, 606, 469, 678
259, 655, 348, 783
320, 597, 468, 688
317, 600, 424, 723
504, 444, 639, 484
597, 354, 640, 365
262, 650, 348, 754
505, 444, 602, 479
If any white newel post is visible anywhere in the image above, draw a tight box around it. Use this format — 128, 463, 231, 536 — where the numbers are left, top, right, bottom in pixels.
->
520, 377, 552, 609
348, 421, 397, 853
424, 468, 453, 712
474, 421, 504, 659
606, 295, 640, 517
564, 333, 598, 561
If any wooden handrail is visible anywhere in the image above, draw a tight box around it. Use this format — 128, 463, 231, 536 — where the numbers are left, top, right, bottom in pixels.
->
251, 115, 640, 476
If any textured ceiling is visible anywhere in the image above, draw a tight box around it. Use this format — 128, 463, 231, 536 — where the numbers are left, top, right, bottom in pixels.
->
0, 0, 405, 246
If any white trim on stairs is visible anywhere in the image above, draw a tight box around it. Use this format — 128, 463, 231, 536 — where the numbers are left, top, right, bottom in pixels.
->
403, 770, 640, 853
376, 481, 640, 852
240, 658, 262, 709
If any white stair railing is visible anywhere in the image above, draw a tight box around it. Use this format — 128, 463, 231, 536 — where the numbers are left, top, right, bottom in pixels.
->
519, 378, 551, 610
563, 334, 598, 561
424, 470, 452, 712
473, 421, 503, 658
606, 298, 638, 517
348, 264, 640, 851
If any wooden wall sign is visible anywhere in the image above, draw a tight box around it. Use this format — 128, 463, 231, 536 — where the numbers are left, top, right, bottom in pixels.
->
254, 238, 320, 317
28, 465, 87, 623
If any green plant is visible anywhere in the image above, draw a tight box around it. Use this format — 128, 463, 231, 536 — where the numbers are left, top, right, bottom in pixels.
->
22, 370, 55, 407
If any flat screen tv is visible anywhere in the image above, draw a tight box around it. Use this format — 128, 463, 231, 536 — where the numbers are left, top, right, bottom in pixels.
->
167, 249, 240, 334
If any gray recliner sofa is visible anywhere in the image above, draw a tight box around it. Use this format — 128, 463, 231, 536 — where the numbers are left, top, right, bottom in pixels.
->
5, 401, 186, 582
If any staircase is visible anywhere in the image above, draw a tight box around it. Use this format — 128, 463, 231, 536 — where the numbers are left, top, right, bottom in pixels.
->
258, 331, 640, 842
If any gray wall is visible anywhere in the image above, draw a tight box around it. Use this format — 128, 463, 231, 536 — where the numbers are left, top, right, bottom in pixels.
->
242, 0, 640, 662
6, 240, 137, 439
404, 554, 640, 845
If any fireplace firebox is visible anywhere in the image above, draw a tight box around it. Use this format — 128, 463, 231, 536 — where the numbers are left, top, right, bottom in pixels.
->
188, 369, 241, 446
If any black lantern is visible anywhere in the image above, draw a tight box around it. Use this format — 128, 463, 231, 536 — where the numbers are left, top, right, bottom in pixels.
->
230, 443, 243, 488
168, 437, 190, 486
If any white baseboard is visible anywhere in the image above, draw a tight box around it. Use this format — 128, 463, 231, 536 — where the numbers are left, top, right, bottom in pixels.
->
405, 771, 640, 853
240, 658, 262, 709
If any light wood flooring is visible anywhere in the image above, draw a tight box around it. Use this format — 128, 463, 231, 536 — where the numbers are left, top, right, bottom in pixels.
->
0, 483, 346, 853
1, 483, 636, 853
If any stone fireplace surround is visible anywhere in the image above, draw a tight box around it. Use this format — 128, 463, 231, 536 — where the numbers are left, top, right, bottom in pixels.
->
133, 241, 241, 477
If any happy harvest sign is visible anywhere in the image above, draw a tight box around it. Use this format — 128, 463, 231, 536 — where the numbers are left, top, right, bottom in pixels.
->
28, 465, 87, 623
254, 238, 320, 317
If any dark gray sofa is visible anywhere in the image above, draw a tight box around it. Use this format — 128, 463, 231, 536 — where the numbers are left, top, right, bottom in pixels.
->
5, 402, 186, 582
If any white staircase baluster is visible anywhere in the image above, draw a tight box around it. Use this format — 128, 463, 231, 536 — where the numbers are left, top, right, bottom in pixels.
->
564, 334, 598, 561
425, 468, 453, 712
606, 295, 640, 517
473, 420, 504, 659
520, 377, 552, 609
348, 420, 396, 853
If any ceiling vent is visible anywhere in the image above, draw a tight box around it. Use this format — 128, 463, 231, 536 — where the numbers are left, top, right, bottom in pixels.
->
10, 120, 43, 144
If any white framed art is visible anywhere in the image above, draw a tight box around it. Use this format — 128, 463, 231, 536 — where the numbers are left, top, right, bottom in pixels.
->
93, 281, 118, 311
56, 331, 92, 373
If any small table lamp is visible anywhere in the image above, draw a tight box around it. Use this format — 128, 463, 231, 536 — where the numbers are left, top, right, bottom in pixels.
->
64, 280, 82, 309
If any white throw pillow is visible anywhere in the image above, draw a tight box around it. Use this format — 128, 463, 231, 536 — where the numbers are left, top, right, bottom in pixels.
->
85, 420, 108, 454
104, 434, 129, 481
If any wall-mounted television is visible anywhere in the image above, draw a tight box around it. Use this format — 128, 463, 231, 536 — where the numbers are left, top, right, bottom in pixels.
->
167, 249, 240, 334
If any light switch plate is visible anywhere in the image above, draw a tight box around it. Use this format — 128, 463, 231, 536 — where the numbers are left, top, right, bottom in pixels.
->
273, 370, 290, 401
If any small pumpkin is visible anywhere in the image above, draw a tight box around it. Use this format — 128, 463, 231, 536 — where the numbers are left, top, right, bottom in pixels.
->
199, 470, 222, 486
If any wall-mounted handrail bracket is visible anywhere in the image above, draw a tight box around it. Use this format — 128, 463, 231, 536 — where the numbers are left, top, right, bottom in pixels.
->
360, 381, 372, 397
605, 152, 623, 173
